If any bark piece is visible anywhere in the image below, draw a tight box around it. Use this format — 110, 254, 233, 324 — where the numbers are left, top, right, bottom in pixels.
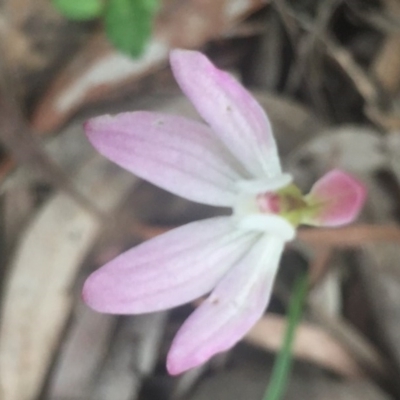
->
90, 313, 168, 400
46, 304, 117, 399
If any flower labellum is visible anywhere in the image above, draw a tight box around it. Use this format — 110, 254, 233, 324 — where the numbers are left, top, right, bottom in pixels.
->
82, 49, 366, 375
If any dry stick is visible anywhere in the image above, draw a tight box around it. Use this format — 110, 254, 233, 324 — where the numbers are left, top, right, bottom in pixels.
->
298, 223, 400, 291
295, 0, 342, 119
277, 0, 341, 100
271, 0, 304, 95
278, 0, 380, 104
298, 13, 400, 130
348, 0, 400, 34
323, 36, 380, 105
271, 0, 298, 42
272, 0, 324, 85
298, 224, 400, 248
371, 0, 400, 96
134, 222, 400, 249
0, 44, 103, 220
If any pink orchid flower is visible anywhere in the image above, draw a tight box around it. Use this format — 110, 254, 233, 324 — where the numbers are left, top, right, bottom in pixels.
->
82, 49, 366, 375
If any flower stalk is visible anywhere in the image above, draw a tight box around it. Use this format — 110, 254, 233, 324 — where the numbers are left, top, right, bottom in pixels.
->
263, 272, 309, 400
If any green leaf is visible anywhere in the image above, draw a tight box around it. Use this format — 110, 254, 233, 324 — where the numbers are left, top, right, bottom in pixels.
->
52, 0, 104, 20
104, 0, 159, 58
262, 273, 308, 400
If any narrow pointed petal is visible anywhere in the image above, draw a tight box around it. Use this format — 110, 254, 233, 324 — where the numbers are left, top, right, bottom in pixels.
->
167, 235, 285, 375
304, 169, 366, 227
83, 217, 259, 314
85, 111, 243, 206
170, 49, 282, 179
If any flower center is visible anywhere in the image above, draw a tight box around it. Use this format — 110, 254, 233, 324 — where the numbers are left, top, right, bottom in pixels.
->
256, 193, 280, 214
233, 183, 310, 237
257, 184, 310, 225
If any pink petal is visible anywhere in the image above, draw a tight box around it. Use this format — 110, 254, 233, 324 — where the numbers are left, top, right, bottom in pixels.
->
170, 49, 281, 179
83, 217, 259, 314
85, 111, 244, 207
166, 234, 285, 375
304, 169, 366, 227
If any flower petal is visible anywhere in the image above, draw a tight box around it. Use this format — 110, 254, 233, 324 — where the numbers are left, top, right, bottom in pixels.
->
304, 169, 366, 227
236, 214, 296, 241
170, 49, 282, 179
83, 217, 259, 314
166, 234, 285, 375
85, 111, 243, 206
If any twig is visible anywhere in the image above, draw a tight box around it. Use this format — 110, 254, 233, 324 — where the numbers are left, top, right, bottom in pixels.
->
272, 0, 299, 46
279, 0, 341, 106
274, 0, 393, 127
133, 222, 400, 248
298, 224, 400, 248
348, 0, 400, 34
283, 2, 381, 105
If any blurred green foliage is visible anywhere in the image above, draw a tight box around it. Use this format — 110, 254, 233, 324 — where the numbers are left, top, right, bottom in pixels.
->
53, 0, 105, 20
52, 0, 159, 58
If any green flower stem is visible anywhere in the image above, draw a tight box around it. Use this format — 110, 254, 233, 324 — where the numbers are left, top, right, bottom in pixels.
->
262, 273, 309, 400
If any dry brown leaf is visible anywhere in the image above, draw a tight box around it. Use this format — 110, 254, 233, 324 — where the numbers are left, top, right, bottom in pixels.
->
246, 313, 364, 378
0, 157, 137, 400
